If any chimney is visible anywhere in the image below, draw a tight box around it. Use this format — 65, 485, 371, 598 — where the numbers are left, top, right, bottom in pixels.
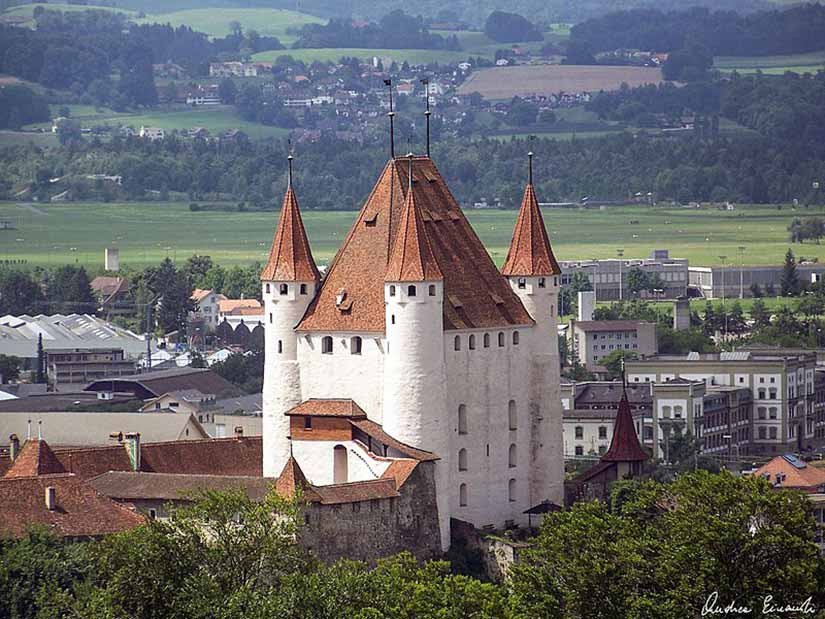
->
45, 486, 56, 511
9, 434, 19, 461
123, 432, 141, 471
234, 426, 244, 438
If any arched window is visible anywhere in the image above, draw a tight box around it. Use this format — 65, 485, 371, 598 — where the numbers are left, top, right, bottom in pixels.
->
265, 283, 270, 294
498, 332, 505, 347
389, 285, 396, 297
300, 283, 308, 295
279, 283, 288, 295
469, 334, 476, 350
513, 331, 520, 345
483, 333, 490, 348
428, 284, 436, 296
351, 336, 362, 355
333, 445, 348, 484
508, 400, 517, 431
458, 448, 468, 471
508, 444, 517, 468
538, 277, 546, 288
277, 340, 283, 354
407, 285, 417, 297
459, 483, 468, 507
454, 336, 461, 351
321, 336, 333, 354
508, 478, 516, 502
458, 404, 467, 435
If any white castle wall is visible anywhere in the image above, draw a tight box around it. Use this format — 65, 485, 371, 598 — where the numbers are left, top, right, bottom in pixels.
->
297, 332, 386, 423
293, 440, 391, 486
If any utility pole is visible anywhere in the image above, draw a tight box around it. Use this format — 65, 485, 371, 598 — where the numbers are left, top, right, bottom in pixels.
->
719, 255, 728, 336
738, 245, 746, 299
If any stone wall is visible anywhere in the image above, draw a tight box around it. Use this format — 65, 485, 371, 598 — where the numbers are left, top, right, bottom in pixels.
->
302, 461, 441, 564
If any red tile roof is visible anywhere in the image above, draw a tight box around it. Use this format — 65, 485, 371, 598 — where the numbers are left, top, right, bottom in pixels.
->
4, 440, 66, 479
261, 186, 321, 282
312, 478, 399, 504
297, 157, 533, 332
274, 455, 318, 500
286, 398, 367, 418
381, 458, 419, 487
0, 474, 144, 538
601, 389, 648, 463
350, 418, 439, 461
501, 183, 561, 277
752, 456, 825, 492
385, 169, 443, 282
88, 471, 275, 501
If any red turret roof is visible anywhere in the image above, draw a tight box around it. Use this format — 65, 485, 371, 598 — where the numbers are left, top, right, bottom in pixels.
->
261, 186, 320, 282
296, 157, 533, 332
4, 439, 66, 479
275, 454, 317, 500
385, 179, 443, 282
501, 183, 561, 277
601, 389, 648, 463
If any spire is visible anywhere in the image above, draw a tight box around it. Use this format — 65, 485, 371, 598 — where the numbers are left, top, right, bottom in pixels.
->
384, 78, 395, 158
385, 155, 443, 282
601, 390, 648, 463
274, 454, 317, 500
420, 78, 431, 157
500, 152, 561, 277
4, 439, 66, 479
261, 161, 320, 283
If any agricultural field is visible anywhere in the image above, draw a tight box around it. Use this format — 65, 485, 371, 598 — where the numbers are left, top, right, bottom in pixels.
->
252, 47, 472, 65
714, 51, 825, 74
458, 65, 666, 100
134, 8, 323, 44
22, 106, 289, 140
1, 201, 823, 270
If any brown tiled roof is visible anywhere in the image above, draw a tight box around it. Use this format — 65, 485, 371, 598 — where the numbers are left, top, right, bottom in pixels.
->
312, 478, 399, 504
218, 299, 262, 314
261, 186, 321, 282
381, 458, 419, 488
4, 439, 66, 479
85, 368, 239, 400
274, 455, 319, 500
601, 390, 648, 463
286, 399, 367, 418
752, 456, 825, 492
88, 471, 275, 501
0, 474, 144, 538
191, 288, 217, 302
297, 157, 533, 332
385, 173, 443, 282
349, 418, 439, 461
501, 183, 561, 277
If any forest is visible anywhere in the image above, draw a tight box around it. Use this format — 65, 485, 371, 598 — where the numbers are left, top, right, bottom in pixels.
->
569, 4, 825, 56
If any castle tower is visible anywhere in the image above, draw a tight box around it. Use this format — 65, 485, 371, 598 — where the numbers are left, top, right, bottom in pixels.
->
261, 158, 320, 477
382, 154, 451, 549
501, 152, 564, 507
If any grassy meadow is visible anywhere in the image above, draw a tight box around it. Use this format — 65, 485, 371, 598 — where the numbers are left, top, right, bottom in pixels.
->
714, 51, 825, 74
1, 201, 824, 269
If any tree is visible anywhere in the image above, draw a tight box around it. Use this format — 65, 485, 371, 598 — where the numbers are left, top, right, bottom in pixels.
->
145, 258, 194, 335
600, 349, 639, 380
781, 248, 800, 297
117, 42, 157, 107
727, 300, 747, 334
0, 354, 22, 382
47, 265, 95, 314
484, 10, 543, 42
0, 269, 45, 315
218, 77, 237, 104
507, 97, 538, 126
36, 333, 46, 384
749, 282, 762, 298
189, 350, 207, 369
184, 254, 214, 287
626, 267, 650, 297
750, 298, 771, 328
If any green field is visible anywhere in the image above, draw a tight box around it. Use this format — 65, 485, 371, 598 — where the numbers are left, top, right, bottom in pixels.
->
252, 47, 473, 65
22, 107, 289, 140
1, 201, 824, 269
715, 51, 825, 74
135, 8, 323, 44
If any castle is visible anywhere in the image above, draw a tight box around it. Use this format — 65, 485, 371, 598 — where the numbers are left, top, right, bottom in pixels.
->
261, 151, 563, 551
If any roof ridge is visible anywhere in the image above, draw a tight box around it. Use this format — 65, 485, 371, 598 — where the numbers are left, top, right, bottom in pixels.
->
501, 183, 561, 277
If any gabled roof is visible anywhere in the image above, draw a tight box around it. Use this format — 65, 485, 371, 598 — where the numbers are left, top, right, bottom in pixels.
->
274, 455, 318, 500
501, 183, 560, 277
349, 418, 439, 462
4, 439, 66, 478
261, 186, 321, 282
601, 389, 649, 463
88, 471, 275, 502
285, 398, 367, 418
385, 174, 443, 282
297, 157, 533, 332
752, 455, 825, 492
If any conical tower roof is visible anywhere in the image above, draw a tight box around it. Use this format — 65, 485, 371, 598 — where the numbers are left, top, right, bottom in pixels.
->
4, 439, 67, 479
601, 389, 648, 463
385, 168, 443, 282
275, 455, 317, 500
501, 183, 561, 277
261, 185, 320, 282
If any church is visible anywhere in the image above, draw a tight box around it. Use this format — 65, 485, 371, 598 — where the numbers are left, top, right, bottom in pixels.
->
261, 150, 564, 552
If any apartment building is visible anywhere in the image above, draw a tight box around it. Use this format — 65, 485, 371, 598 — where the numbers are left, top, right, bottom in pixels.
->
45, 348, 136, 388
569, 320, 657, 370
626, 349, 821, 455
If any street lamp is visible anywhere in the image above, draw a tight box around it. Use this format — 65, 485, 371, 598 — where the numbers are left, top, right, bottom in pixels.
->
738, 246, 746, 299
617, 248, 625, 301
719, 255, 728, 335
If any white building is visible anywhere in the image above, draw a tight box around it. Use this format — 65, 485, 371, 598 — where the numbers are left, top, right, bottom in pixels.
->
138, 126, 164, 141
190, 289, 226, 328
261, 154, 564, 550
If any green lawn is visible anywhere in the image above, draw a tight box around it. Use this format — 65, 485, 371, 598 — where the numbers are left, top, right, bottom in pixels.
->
134, 8, 323, 44
715, 51, 825, 74
253, 47, 473, 65
2, 202, 824, 270
25, 107, 289, 140
0, 130, 58, 147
